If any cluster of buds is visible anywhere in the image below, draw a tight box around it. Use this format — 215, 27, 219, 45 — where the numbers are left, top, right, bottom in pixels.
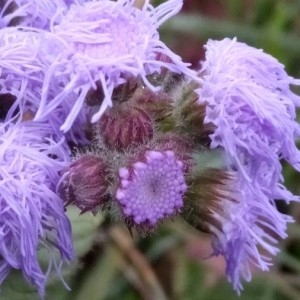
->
60, 71, 209, 231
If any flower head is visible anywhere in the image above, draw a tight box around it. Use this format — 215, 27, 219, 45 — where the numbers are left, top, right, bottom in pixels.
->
33, 0, 197, 131
0, 27, 90, 144
214, 177, 296, 293
186, 169, 295, 293
198, 38, 300, 181
0, 27, 57, 117
0, 121, 73, 297
116, 150, 187, 226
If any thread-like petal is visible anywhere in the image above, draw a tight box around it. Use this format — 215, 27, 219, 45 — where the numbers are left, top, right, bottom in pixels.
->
0, 121, 73, 297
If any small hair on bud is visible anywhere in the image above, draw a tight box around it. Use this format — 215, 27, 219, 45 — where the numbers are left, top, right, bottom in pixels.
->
60, 154, 109, 212
95, 103, 154, 150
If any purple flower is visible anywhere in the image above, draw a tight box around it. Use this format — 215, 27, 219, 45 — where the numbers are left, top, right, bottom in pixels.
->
33, 0, 197, 131
198, 38, 300, 182
116, 150, 187, 226
0, 27, 89, 144
0, 28, 55, 117
0, 121, 73, 297
196, 37, 300, 292
209, 172, 295, 293
1, 0, 68, 29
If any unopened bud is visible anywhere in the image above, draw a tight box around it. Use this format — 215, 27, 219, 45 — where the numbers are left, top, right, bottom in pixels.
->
183, 169, 237, 233
60, 154, 109, 213
95, 103, 153, 150
170, 80, 215, 142
133, 87, 173, 124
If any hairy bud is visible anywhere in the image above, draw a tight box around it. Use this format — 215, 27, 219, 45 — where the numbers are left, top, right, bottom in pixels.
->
60, 154, 109, 213
183, 169, 237, 233
95, 103, 154, 150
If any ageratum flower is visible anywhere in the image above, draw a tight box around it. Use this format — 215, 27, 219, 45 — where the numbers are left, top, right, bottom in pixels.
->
198, 38, 300, 182
1, 0, 68, 29
116, 150, 187, 226
0, 27, 89, 144
0, 27, 44, 99
0, 120, 73, 297
0, 27, 58, 119
207, 172, 297, 293
34, 0, 198, 132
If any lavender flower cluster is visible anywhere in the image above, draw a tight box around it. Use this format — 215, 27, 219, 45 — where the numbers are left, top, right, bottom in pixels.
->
1, 0, 300, 297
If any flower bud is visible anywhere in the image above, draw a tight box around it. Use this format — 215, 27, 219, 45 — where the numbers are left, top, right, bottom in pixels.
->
111, 77, 139, 103
86, 78, 139, 106
173, 81, 215, 142
95, 103, 153, 150
182, 169, 236, 233
133, 87, 174, 124
60, 154, 109, 213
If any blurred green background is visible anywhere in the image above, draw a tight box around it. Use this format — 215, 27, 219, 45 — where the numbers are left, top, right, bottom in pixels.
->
4, 1, 300, 299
